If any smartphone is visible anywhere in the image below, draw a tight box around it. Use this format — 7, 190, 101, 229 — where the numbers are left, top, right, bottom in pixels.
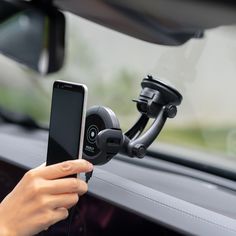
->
46, 80, 88, 174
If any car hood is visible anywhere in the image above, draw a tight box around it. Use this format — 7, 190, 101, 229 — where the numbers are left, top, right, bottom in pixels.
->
54, 0, 236, 45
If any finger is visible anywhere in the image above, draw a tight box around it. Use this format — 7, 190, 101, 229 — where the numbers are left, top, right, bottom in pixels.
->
36, 162, 46, 169
48, 193, 79, 209
36, 159, 93, 180
44, 178, 88, 195
48, 208, 69, 227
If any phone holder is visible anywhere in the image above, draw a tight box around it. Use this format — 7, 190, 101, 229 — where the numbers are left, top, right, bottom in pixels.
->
83, 75, 182, 165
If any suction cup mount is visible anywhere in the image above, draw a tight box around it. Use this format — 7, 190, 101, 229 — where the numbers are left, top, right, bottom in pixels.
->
83, 75, 182, 165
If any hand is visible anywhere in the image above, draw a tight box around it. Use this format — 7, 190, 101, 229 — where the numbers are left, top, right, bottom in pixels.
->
0, 159, 93, 236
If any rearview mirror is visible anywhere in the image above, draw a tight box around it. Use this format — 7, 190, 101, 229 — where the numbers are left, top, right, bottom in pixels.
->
0, 0, 65, 74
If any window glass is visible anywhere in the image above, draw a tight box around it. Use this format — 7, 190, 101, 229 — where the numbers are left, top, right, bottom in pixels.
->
0, 13, 236, 160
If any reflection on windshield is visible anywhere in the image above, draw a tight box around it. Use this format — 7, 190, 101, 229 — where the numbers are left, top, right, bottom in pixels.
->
0, 13, 235, 160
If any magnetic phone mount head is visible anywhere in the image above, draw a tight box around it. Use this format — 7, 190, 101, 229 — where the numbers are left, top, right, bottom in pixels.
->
83, 106, 123, 165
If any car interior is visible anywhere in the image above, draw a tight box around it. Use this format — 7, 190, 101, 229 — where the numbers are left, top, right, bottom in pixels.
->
0, 0, 236, 236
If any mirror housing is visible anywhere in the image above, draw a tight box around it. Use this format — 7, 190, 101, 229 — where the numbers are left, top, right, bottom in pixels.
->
0, 0, 65, 74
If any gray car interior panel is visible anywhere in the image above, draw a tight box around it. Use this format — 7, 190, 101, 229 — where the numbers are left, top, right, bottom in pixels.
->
0, 124, 236, 235
55, 0, 236, 46
90, 169, 236, 236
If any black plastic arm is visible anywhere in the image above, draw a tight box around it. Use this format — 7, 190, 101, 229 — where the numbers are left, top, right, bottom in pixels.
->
127, 107, 167, 157
125, 114, 149, 140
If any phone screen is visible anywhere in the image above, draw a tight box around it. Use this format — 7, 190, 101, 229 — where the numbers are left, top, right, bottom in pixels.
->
46, 81, 86, 166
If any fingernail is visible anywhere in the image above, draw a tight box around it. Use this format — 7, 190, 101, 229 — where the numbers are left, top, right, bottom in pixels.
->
87, 162, 93, 171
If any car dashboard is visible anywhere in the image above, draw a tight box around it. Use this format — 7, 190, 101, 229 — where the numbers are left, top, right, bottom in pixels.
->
0, 123, 236, 236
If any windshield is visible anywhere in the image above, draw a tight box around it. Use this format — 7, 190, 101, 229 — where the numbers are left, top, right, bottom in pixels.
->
0, 13, 236, 163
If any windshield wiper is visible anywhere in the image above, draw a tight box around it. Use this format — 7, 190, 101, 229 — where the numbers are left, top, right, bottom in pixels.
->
0, 106, 47, 130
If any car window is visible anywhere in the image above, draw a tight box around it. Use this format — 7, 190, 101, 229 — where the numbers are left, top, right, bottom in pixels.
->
0, 13, 236, 161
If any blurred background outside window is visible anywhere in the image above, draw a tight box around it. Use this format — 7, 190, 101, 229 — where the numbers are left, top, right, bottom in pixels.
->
0, 13, 236, 160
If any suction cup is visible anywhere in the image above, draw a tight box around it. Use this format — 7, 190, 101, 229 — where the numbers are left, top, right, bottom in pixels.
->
141, 75, 182, 106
